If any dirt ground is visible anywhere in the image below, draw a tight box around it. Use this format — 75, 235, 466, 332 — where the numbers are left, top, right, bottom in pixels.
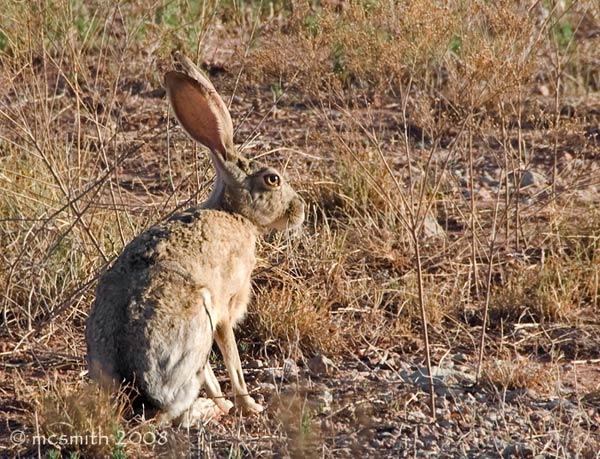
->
1, 3, 600, 458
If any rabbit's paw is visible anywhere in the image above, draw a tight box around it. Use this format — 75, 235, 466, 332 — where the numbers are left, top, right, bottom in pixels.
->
215, 398, 234, 416
179, 398, 223, 428
236, 396, 264, 415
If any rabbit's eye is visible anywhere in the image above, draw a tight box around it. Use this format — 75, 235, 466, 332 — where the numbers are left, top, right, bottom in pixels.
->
264, 174, 281, 187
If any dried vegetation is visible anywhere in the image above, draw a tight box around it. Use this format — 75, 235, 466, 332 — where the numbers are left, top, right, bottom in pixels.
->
1, 0, 599, 457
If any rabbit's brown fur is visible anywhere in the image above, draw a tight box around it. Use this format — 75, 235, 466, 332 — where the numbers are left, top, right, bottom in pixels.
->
85, 52, 304, 425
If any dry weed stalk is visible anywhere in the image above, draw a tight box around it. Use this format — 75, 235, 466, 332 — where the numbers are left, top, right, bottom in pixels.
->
1, 0, 599, 456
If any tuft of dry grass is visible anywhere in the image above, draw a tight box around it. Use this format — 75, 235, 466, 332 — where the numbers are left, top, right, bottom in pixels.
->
34, 381, 132, 458
249, 0, 458, 97
489, 211, 600, 323
1, 0, 600, 457
479, 355, 554, 395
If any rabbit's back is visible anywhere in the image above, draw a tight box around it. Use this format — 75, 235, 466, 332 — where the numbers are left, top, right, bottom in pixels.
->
86, 208, 257, 406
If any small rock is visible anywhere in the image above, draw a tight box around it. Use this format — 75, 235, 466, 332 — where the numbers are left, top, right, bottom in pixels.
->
283, 358, 299, 380
544, 398, 577, 412
423, 213, 445, 239
502, 169, 548, 191
257, 382, 276, 400
401, 366, 463, 397
247, 359, 264, 369
421, 434, 438, 448
481, 172, 500, 187
517, 170, 545, 188
442, 359, 455, 369
452, 353, 468, 364
504, 389, 528, 404
410, 410, 428, 421
503, 443, 534, 458
477, 187, 493, 200
577, 185, 599, 203
487, 412, 500, 422
317, 389, 333, 414
475, 392, 488, 403
308, 353, 335, 376
437, 417, 454, 429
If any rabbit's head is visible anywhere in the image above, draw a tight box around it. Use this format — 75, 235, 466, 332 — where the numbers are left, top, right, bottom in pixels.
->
164, 53, 304, 232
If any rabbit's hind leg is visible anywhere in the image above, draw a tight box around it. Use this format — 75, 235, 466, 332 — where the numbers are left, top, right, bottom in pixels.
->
214, 323, 264, 415
155, 374, 202, 426
202, 362, 234, 415
160, 367, 228, 427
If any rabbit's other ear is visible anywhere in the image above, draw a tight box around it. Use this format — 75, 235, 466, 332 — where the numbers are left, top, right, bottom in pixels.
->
164, 69, 235, 169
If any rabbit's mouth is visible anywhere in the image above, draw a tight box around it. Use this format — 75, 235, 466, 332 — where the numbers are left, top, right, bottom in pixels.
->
269, 197, 305, 231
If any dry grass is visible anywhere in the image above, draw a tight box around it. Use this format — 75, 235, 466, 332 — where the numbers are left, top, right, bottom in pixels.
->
1, 0, 599, 457
35, 382, 132, 459
479, 356, 553, 394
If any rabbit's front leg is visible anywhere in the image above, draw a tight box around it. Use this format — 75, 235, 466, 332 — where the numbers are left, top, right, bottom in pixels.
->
214, 324, 264, 415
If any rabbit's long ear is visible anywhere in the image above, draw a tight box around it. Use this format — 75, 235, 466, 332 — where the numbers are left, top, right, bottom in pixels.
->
164, 68, 235, 173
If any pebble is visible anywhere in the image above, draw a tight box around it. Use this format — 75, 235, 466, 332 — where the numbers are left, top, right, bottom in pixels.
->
452, 353, 468, 363
308, 353, 335, 376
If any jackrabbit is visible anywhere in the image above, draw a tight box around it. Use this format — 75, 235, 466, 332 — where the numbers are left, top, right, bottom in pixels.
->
85, 51, 305, 424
